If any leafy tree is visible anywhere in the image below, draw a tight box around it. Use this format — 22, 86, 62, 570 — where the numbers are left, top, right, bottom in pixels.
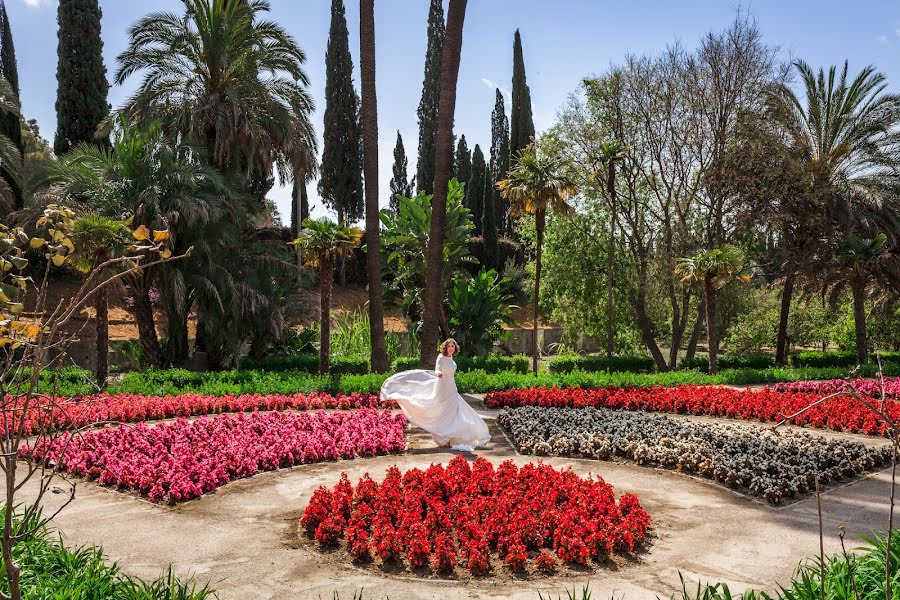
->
489, 88, 510, 237
318, 0, 363, 226
116, 0, 315, 185
0, 1, 22, 211
54, 0, 108, 155
449, 268, 516, 355
499, 141, 576, 373
0, 75, 20, 216
676, 246, 750, 374
509, 29, 534, 160
381, 179, 473, 327
419, 0, 468, 367
454, 134, 471, 192
415, 0, 444, 195
481, 162, 498, 268
467, 144, 486, 234
359, 0, 389, 373
294, 218, 362, 374
598, 142, 628, 358
69, 213, 131, 386
389, 131, 414, 213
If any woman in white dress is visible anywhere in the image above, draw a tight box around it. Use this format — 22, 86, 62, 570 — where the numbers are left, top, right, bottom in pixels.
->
380, 338, 490, 452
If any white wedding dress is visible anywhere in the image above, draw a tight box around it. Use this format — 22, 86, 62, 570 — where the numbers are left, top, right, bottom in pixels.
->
380, 354, 491, 451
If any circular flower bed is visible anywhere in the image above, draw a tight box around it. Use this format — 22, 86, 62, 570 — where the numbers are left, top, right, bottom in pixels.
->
300, 456, 651, 577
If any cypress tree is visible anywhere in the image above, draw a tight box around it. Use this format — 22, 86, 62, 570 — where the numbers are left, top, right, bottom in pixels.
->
389, 130, 414, 212
509, 29, 535, 160
54, 0, 109, 155
467, 143, 486, 235
454, 134, 471, 192
415, 0, 444, 195
0, 1, 22, 211
318, 0, 363, 226
489, 88, 510, 236
481, 161, 497, 269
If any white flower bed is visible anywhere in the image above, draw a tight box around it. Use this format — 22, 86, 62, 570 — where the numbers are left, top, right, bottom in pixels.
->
498, 406, 893, 505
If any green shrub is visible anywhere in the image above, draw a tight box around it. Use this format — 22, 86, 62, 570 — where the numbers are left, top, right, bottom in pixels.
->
547, 355, 657, 374
679, 354, 774, 371
391, 354, 529, 374
240, 354, 369, 375
790, 350, 858, 368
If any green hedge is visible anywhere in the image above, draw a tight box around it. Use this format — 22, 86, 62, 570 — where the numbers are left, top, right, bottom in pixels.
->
391, 354, 530, 374
680, 353, 774, 371
547, 355, 656, 374
791, 350, 900, 368
240, 354, 369, 375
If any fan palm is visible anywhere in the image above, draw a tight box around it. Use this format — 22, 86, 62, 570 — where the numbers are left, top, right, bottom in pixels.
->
766, 60, 900, 363
597, 141, 628, 358
115, 0, 316, 182
294, 219, 362, 374
0, 74, 21, 217
676, 245, 750, 375
499, 142, 577, 374
69, 214, 131, 386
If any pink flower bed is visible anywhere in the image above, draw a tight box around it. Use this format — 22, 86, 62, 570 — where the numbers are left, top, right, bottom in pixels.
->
771, 377, 900, 399
485, 385, 898, 436
23, 409, 407, 504
13, 391, 394, 435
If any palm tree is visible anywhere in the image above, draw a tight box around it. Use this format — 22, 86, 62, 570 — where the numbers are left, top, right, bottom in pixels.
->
419, 0, 468, 368
358, 0, 389, 373
294, 218, 362, 374
766, 60, 900, 364
598, 141, 628, 358
0, 74, 21, 217
69, 214, 130, 386
499, 142, 577, 374
676, 245, 750, 375
115, 0, 316, 182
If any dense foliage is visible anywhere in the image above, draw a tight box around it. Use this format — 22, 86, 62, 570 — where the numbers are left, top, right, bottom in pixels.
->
301, 456, 651, 575
415, 0, 444, 195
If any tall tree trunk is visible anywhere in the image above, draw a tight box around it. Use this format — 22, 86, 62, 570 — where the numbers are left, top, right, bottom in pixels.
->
531, 210, 545, 374
606, 161, 616, 358
360, 0, 390, 373
320, 258, 333, 374
668, 289, 691, 369
419, 0, 468, 367
685, 294, 705, 362
631, 290, 668, 371
775, 274, 794, 366
851, 279, 868, 365
131, 274, 161, 368
704, 275, 719, 375
292, 176, 304, 287
95, 282, 108, 387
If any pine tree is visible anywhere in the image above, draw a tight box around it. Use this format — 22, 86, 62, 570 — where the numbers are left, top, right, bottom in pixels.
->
467, 143, 486, 234
54, 0, 109, 155
389, 130, 414, 212
489, 88, 510, 236
415, 0, 444, 195
510, 29, 535, 160
0, 0, 22, 210
454, 134, 471, 192
318, 0, 363, 226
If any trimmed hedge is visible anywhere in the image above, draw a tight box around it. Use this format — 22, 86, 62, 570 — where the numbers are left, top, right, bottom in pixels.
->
791, 351, 900, 369
547, 355, 656, 374
680, 354, 774, 371
240, 354, 369, 375
391, 354, 530, 374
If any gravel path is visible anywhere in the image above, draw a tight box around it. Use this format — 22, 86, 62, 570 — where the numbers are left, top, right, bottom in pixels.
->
20, 393, 897, 600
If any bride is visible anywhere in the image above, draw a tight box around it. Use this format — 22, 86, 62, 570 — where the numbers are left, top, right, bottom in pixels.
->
380, 338, 490, 452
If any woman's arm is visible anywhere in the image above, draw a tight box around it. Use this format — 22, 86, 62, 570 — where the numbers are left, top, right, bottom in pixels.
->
435, 355, 444, 378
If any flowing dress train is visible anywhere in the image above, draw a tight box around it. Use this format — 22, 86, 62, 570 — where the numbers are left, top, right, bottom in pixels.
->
380, 354, 491, 451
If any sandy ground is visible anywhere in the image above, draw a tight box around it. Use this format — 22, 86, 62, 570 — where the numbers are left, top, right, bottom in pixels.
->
19, 396, 897, 600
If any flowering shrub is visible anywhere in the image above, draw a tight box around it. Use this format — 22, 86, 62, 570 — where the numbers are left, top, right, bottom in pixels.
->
499, 406, 893, 505
10, 391, 393, 435
771, 378, 900, 399
485, 385, 900, 437
24, 409, 406, 504
300, 456, 651, 577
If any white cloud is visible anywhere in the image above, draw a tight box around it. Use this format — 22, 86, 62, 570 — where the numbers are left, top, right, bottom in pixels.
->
21, 0, 53, 7
480, 78, 511, 101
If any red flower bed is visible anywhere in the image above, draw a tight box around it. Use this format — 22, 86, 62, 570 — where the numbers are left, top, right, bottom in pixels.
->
300, 456, 651, 576
771, 378, 900, 399
484, 385, 896, 437
11, 391, 393, 435
23, 409, 406, 504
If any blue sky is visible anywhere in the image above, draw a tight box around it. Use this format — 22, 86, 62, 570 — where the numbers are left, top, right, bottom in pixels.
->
7, 0, 900, 224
